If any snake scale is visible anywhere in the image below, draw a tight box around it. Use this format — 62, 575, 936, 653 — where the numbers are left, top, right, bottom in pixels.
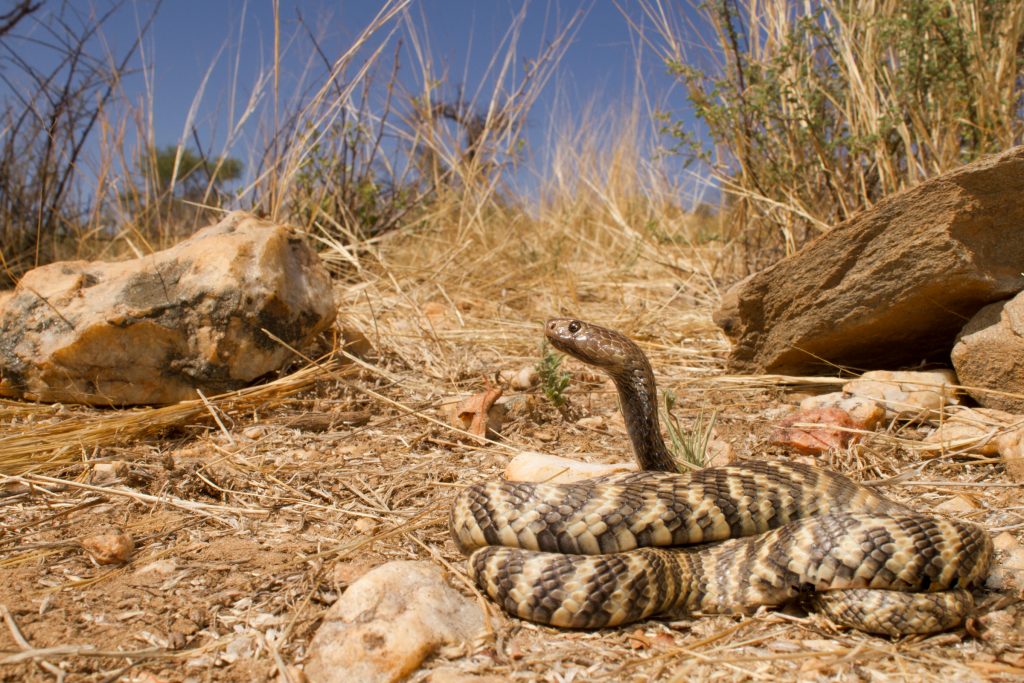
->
449, 319, 992, 635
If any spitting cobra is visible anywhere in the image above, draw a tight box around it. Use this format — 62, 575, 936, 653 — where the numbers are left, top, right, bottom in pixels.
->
449, 319, 992, 635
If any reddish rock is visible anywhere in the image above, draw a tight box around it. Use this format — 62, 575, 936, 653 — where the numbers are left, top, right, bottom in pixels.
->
771, 407, 858, 455
952, 292, 1024, 412
715, 146, 1024, 374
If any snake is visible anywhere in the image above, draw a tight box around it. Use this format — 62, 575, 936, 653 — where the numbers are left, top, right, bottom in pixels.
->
449, 318, 993, 635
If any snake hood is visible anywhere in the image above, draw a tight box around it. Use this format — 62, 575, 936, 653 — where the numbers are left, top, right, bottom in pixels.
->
545, 318, 677, 472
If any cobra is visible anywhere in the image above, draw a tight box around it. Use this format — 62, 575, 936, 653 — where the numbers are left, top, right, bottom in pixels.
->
448, 318, 992, 635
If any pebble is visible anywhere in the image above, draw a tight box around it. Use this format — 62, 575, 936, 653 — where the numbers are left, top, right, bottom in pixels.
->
80, 530, 134, 565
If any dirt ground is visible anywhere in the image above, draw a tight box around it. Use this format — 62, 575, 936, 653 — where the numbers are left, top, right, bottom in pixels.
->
2, 237, 1023, 682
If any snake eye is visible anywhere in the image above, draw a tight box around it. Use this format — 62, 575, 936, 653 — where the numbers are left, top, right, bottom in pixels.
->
567, 320, 581, 334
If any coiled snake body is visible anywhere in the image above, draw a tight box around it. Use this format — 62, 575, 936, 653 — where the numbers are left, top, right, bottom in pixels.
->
449, 319, 992, 635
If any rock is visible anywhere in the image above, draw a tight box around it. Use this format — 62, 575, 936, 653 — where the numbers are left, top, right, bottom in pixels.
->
952, 293, 1024, 412
799, 392, 886, 430
843, 370, 959, 419
923, 406, 1015, 455
576, 415, 605, 430
510, 367, 538, 390
714, 146, 1024, 374
80, 531, 134, 565
0, 212, 336, 405
771, 407, 858, 454
304, 561, 484, 683
934, 494, 980, 514
704, 438, 736, 467
340, 324, 373, 358
504, 451, 636, 483
90, 461, 128, 485
997, 428, 1024, 482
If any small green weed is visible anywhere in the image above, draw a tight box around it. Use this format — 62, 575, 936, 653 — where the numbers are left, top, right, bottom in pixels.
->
661, 389, 717, 469
537, 341, 571, 412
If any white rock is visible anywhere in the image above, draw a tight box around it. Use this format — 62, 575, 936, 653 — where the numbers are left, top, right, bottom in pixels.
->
305, 561, 485, 683
843, 369, 959, 420
503, 451, 637, 483
510, 367, 538, 390
922, 406, 1017, 455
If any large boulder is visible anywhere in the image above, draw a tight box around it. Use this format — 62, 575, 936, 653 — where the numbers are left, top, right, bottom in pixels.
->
715, 146, 1024, 374
951, 293, 1024, 412
0, 212, 336, 405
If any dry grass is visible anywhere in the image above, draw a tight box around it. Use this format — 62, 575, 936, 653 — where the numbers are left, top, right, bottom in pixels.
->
2, 3, 1023, 681
2, 187, 1023, 680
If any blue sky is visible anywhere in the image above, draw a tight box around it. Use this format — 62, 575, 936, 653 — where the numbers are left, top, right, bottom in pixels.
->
4, 1, 717, 203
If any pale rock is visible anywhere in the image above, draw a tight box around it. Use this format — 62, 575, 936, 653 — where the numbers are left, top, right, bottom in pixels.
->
304, 561, 485, 683
985, 531, 1024, 592
952, 293, 1024, 412
340, 323, 374, 358
510, 367, 538, 390
799, 392, 886, 430
934, 495, 980, 514
576, 415, 605, 430
80, 531, 134, 565
996, 428, 1024, 482
90, 461, 128, 485
504, 451, 636, 483
923, 406, 1017, 455
427, 668, 507, 683
714, 146, 1024, 374
993, 531, 1020, 553
0, 212, 336, 405
704, 438, 736, 467
843, 369, 959, 419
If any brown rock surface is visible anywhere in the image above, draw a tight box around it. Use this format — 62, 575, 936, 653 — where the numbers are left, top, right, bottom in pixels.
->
951, 293, 1024, 412
715, 146, 1024, 374
0, 212, 335, 405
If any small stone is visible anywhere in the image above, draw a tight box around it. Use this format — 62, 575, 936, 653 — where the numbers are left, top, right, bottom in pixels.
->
934, 495, 980, 514
576, 416, 605, 430
353, 518, 377, 535
993, 532, 1020, 553
242, 425, 266, 440
843, 370, 960, 420
924, 407, 1016, 455
90, 461, 128, 485
304, 561, 485, 683
799, 392, 886, 430
341, 324, 373, 358
80, 531, 134, 565
504, 451, 636, 483
704, 439, 736, 467
510, 367, 538, 391
134, 559, 178, 577
533, 429, 555, 442
771, 407, 857, 455
996, 428, 1024, 482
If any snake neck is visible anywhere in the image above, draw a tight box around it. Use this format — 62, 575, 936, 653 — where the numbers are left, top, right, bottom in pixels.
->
613, 366, 677, 472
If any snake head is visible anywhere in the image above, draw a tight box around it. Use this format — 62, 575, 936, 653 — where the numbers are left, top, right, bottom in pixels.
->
544, 318, 643, 375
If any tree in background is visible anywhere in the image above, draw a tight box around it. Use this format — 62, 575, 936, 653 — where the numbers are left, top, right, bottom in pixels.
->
144, 145, 243, 202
